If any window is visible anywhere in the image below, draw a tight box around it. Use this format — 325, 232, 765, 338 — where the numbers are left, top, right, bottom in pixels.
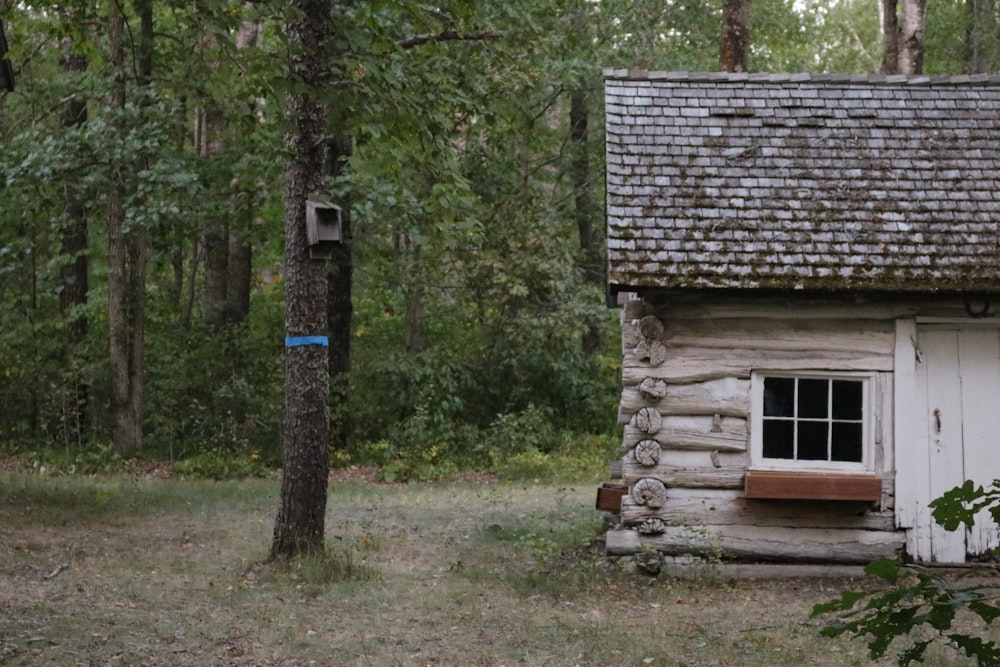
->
751, 372, 872, 471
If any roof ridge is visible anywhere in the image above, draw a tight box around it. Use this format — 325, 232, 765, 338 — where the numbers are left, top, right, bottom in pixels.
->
602, 69, 1000, 86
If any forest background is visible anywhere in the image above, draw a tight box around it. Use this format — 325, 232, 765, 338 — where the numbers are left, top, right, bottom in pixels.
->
0, 0, 993, 482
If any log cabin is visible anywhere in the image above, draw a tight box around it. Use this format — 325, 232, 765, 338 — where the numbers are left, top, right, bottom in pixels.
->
602, 70, 1000, 565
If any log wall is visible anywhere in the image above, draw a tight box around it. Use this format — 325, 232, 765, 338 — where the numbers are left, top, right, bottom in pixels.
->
609, 293, 914, 563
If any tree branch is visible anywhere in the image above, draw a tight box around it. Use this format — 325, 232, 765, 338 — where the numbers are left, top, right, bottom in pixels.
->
396, 29, 503, 50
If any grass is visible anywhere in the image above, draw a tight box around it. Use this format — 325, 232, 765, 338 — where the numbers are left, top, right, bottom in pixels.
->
0, 471, 974, 667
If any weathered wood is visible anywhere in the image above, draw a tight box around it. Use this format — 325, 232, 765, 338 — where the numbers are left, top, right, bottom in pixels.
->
631, 478, 668, 508
632, 407, 663, 434
618, 377, 749, 423
629, 296, 916, 321
607, 525, 906, 563
620, 462, 746, 488
634, 439, 662, 466
621, 494, 896, 531
638, 377, 668, 400
623, 318, 895, 356
622, 415, 747, 452
596, 483, 629, 512
744, 470, 883, 501
633, 338, 667, 366
638, 315, 665, 340
622, 348, 894, 385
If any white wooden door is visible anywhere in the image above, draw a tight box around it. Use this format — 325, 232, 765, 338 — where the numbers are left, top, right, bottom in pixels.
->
915, 326, 1000, 563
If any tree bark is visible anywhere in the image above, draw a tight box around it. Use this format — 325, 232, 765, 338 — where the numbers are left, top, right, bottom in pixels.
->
882, 0, 925, 74
570, 86, 602, 356
898, 0, 926, 74
59, 36, 90, 447
965, 0, 996, 73
270, 0, 332, 560
880, 0, 899, 73
326, 135, 352, 453
107, 0, 147, 454
201, 17, 259, 331
198, 100, 230, 331
720, 0, 751, 73
224, 18, 261, 327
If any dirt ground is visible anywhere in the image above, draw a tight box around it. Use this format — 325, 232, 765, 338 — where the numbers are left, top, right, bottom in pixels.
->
0, 469, 979, 667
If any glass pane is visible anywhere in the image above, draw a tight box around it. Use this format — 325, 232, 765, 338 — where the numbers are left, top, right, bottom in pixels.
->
763, 378, 794, 417
797, 421, 829, 460
798, 379, 829, 418
762, 420, 794, 459
832, 422, 863, 462
832, 380, 863, 420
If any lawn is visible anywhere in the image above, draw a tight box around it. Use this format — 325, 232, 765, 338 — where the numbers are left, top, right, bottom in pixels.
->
0, 470, 965, 666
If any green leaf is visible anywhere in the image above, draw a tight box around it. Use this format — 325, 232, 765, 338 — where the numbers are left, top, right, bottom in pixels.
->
948, 635, 1000, 666
969, 600, 1000, 625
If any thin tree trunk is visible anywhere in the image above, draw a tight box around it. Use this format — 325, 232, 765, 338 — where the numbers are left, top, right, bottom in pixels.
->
107, 0, 139, 453
966, 0, 996, 73
898, 0, 926, 74
720, 0, 751, 73
881, 0, 900, 73
225, 17, 261, 327
107, 0, 151, 454
326, 135, 352, 452
570, 87, 601, 356
197, 103, 230, 331
59, 39, 89, 447
270, 0, 332, 560
403, 241, 426, 355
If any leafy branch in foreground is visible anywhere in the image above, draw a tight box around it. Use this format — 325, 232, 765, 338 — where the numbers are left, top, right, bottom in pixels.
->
812, 559, 1000, 665
812, 479, 1000, 666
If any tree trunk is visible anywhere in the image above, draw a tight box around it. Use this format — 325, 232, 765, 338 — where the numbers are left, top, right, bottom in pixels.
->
326, 135, 352, 452
720, 0, 751, 73
107, 0, 147, 454
403, 242, 426, 354
270, 0, 332, 561
570, 87, 601, 356
965, 0, 996, 73
200, 17, 259, 331
196, 100, 230, 330
59, 38, 90, 447
880, 0, 900, 73
898, 0, 926, 74
882, 0, 925, 74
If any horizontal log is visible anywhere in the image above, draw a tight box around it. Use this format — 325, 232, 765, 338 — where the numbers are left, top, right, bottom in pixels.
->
621, 494, 895, 531
622, 348, 894, 385
618, 377, 750, 423
626, 296, 918, 321
620, 461, 747, 488
623, 416, 748, 452
624, 319, 895, 358
606, 524, 906, 563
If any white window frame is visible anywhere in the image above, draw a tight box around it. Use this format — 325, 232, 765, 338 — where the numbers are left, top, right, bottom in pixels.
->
749, 370, 875, 473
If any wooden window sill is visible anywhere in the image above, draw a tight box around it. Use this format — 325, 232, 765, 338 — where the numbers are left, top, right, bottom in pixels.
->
744, 470, 882, 501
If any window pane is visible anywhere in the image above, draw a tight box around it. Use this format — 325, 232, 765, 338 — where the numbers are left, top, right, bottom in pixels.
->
762, 420, 794, 458
832, 422, 863, 462
832, 380, 863, 420
798, 379, 829, 418
763, 378, 794, 417
797, 421, 829, 460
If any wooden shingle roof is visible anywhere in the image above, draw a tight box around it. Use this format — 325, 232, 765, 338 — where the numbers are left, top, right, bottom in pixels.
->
605, 70, 1000, 293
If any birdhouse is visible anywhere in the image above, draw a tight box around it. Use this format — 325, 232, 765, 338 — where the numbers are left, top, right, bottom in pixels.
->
305, 197, 342, 260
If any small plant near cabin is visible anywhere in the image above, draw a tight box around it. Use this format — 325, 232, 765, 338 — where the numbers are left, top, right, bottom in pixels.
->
813, 479, 1000, 666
